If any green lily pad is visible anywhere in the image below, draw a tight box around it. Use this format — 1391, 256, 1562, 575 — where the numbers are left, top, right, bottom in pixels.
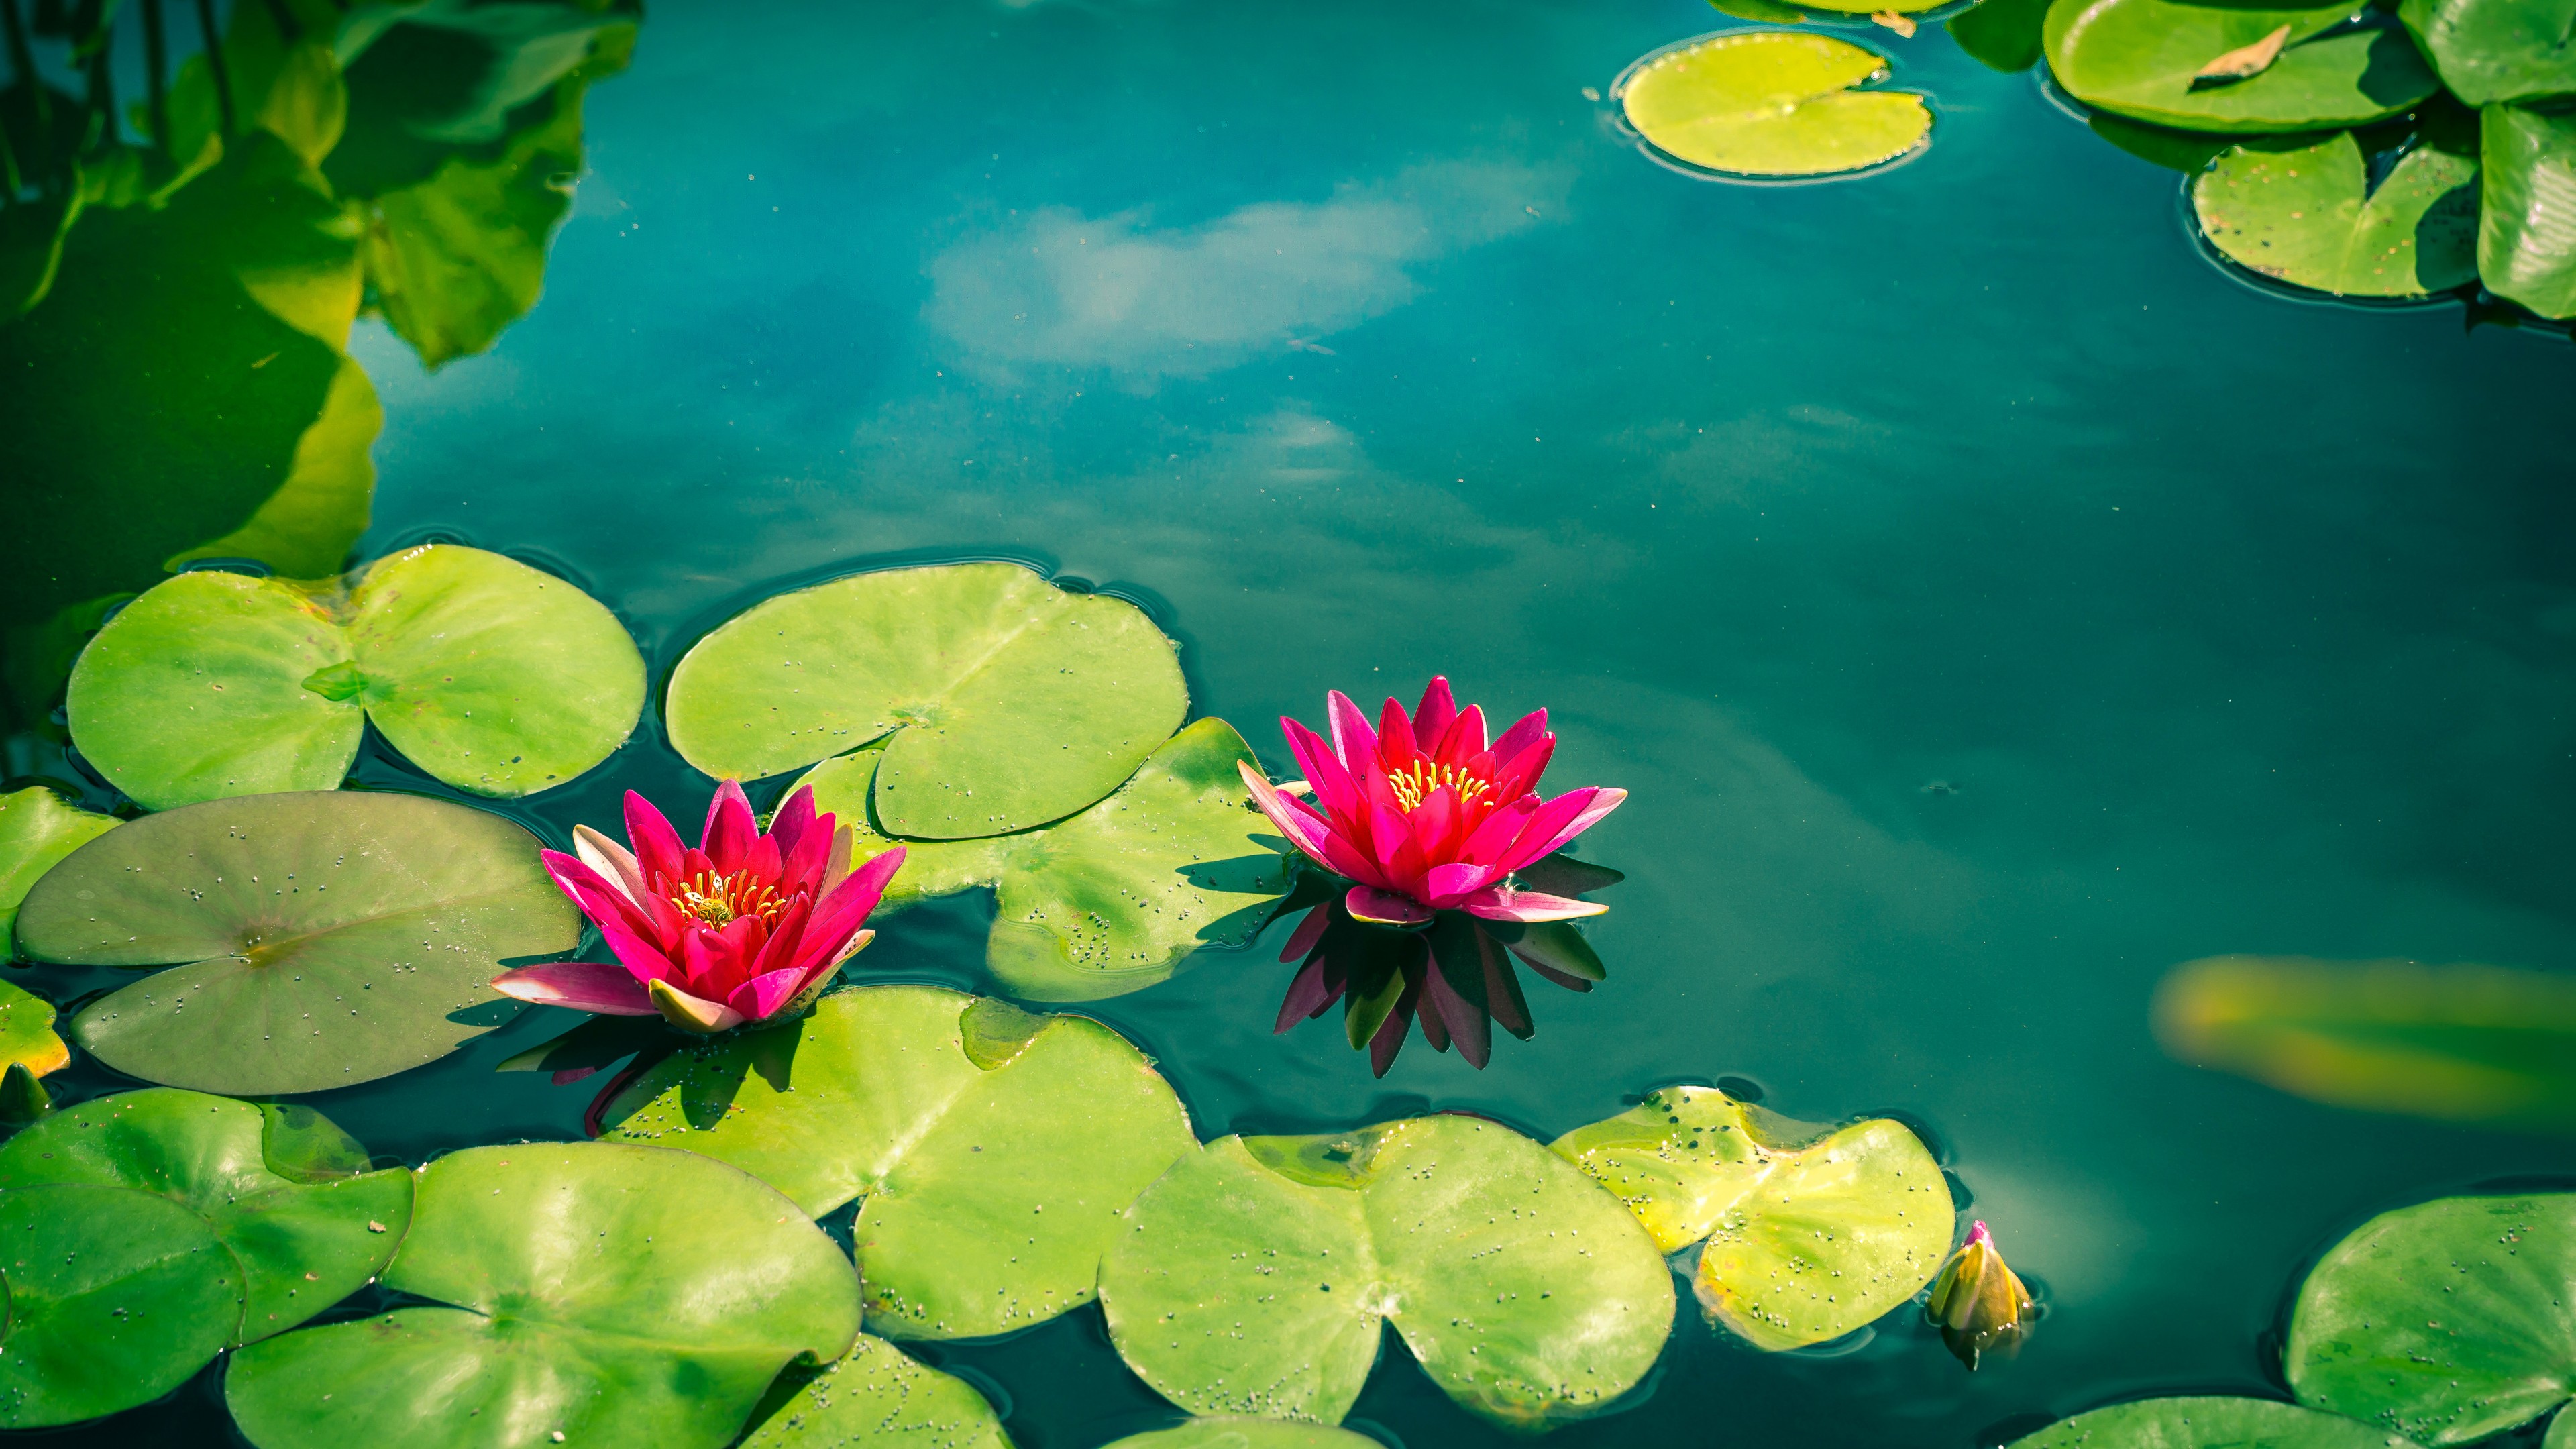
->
0, 1182, 246, 1428
1619, 32, 1932, 179
2192, 131, 2480, 298
2044, 0, 2438, 134
2481, 105, 2576, 321
2286, 1193, 2576, 1445
1551, 1086, 1949, 1352
18, 789, 580, 1095
799, 719, 1294, 1001
0, 1088, 411, 1346
1097, 1115, 1675, 1428
2398, 0, 2576, 106
1950, 0, 2055, 73
2008, 1396, 2430, 1448
66, 545, 645, 808
600, 985, 1195, 1339
740, 1333, 1013, 1448
226, 1141, 861, 1449
2155, 956, 2576, 1132
666, 563, 1188, 839
1104, 1424, 1386, 1449
0, 978, 68, 1078
0, 785, 117, 957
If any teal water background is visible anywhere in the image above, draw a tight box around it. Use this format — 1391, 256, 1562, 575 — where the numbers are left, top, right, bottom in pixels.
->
46, 0, 2576, 1443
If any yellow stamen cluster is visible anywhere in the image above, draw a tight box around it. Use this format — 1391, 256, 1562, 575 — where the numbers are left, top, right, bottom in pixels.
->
1385, 760, 1491, 812
671, 870, 784, 928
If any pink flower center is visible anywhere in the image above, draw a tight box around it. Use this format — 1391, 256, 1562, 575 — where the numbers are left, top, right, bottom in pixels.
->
670, 869, 784, 928
1386, 760, 1492, 813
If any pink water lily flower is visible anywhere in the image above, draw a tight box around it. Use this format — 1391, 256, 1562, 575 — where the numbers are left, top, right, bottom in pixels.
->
493, 782, 904, 1034
1239, 677, 1625, 925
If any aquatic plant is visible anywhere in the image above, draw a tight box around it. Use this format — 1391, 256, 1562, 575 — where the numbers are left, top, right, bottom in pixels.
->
1926, 1219, 2037, 1368
495, 781, 904, 1034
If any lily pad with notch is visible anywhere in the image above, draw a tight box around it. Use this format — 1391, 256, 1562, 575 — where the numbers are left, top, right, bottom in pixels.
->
739, 1332, 1013, 1449
1619, 31, 1932, 179
2007, 1396, 2430, 1448
225, 1140, 861, 1449
0, 785, 119, 957
2044, 0, 2439, 134
2192, 127, 2480, 297
17, 789, 580, 1095
1551, 1085, 1951, 1351
0, 1181, 246, 1428
1097, 1114, 1675, 1429
599, 985, 1196, 1340
2480, 104, 2576, 321
797, 718, 1294, 1001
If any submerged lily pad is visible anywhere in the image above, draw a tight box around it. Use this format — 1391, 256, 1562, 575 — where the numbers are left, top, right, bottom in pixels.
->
665, 564, 1187, 839
600, 985, 1195, 1339
2008, 1396, 2430, 1448
2286, 1193, 2576, 1445
1098, 1115, 1675, 1428
1551, 1086, 1949, 1351
66, 545, 644, 809
0, 1182, 245, 1428
740, 1334, 1012, 1449
0, 786, 119, 955
1104, 1424, 1385, 1449
1950, 0, 2055, 73
2045, 0, 2438, 133
1620, 32, 1931, 179
2481, 105, 2576, 321
18, 790, 579, 1095
0, 1089, 411, 1345
801, 719, 1294, 1001
226, 1141, 861, 1449
2155, 956, 2576, 1131
2192, 131, 2479, 297
2398, 0, 2576, 106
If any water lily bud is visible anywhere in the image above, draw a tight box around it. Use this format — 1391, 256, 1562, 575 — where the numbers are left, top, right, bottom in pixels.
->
1925, 1220, 2034, 1368
0, 1061, 52, 1123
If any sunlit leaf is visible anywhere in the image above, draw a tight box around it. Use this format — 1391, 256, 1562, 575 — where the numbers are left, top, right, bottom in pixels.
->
0, 1183, 244, 1428
740, 1333, 1012, 1449
2480, 104, 2576, 321
2044, 0, 2438, 133
2398, 0, 2576, 106
0, 784, 117, 955
2008, 1396, 2430, 1448
2192, 129, 2479, 298
1102, 1424, 1385, 1449
1619, 32, 1931, 179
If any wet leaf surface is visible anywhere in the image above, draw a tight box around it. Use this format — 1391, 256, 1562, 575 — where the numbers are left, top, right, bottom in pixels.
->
0, 1182, 244, 1428
1621, 32, 1931, 178
2192, 131, 2479, 297
740, 1332, 1012, 1448
2398, 0, 2576, 106
2044, 0, 2438, 133
2479, 104, 2576, 321
2009, 1396, 2430, 1448
0, 786, 117, 956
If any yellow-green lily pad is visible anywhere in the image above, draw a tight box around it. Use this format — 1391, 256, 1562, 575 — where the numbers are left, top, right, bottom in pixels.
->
1619, 32, 1931, 180
740, 1333, 1013, 1449
0, 786, 119, 957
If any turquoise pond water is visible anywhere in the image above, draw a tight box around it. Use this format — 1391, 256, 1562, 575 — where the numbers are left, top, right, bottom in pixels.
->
14, 0, 2576, 1444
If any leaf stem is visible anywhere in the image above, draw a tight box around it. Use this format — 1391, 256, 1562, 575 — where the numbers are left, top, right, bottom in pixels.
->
191, 0, 231, 138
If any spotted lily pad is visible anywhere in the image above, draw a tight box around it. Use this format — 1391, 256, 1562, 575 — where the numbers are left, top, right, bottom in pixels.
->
2285, 1193, 2576, 1445
1551, 1086, 1950, 1351
2008, 1396, 2430, 1448
225, 1141, 862, 1449
600, 985, 1195, 1339
1097, 1115, 1675, 1428
0, 1089, 412, 1346
0, 1182, 245, 1428
18, 790, 579, 1095
2481, 105, 2576, 321
1104, 1424, 1387, 1448
66, 545, 645, 809
1619, 32, 1931, 179
0, 786, 119, 956
665, 564, 1187, 839
798, 719, 1294, 1001
2192, 131, 2479, 297
2398, 0, 2576, 106
740, 1333, 1012, 1448
2045, 0, 2439, 133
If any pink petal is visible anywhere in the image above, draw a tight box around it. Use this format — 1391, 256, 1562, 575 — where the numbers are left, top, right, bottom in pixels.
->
1411, 676, 1457, 751
491, 962, 657, 1016
1433, 703, 1488, 763
1239, 763, 1348, 871
769, 786, 817, 856
541, 849, 659, 943
1489, 734, 1555, 804
703, 780, 757, 873
746, 894, 814, 981
1279, 903, 1332, 964
1457, 885, 1607, 923
1499, 786, 1627, 870
1282, 718, 1363, 820
1421, 861, 1499, 907
1324, 692, 1377, 771
794, 851, 902, 977
1456, 796, 1539, 865
1368, 969, 1419, 1077
1376, 696, 1424, 771
624, 791, 686, 889
724, 966, 810, 1023
780, 808, 835, 895
742, 833, 783, 890
1346, 885, 1431, 925
596, 915, 684, 986
571, 825, 647, 910
1274, 953, 1340, 1031
1422, 950, 1490, 1067
1489, 708, 1548, 767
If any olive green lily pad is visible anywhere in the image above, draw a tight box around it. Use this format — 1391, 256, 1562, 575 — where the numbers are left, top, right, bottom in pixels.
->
665, 563, 1188, 839
0, 1088, 411, 1346
1104, 1423, 1385, 1449
1950, 0, 2055, 73
1098, 1115, 1675, 1428
2481, 105, 2576, 321
0, 785, 119, 956
2007, 1396, 2430, 1448
1620, 32, 1931, 179
798, 719, 1294, 1001
225, 1141, 862, 1449
600, 985, 1195, 1340
18, 790, 579, 1095
0, 1182, 245, 1428
66, 545, 644, 809
2155, 956, 2576, 1132
1551, 1086, 1949, 1351
2192, 131, 2479, 297
2398, 0, 2576, 107
741, 1333, 1013, 1448
2285, 1193, 2576, 1445
2044, 0, 2438, 134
